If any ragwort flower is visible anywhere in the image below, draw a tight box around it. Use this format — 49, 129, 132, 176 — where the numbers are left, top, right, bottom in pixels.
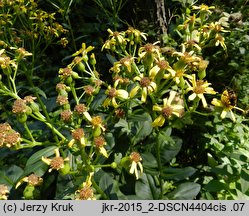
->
103, 85, 129, 108
0, 184, 9, 200
42, 148, 69, 172
186, 74, 216, 108
131, 73, 157, 103
211, 89, 244, 122
16, 174, 43, 188
152, 91, 184, 127
75, 172, 96, 200
129, 152, 143, 180
68, 128, 86, 147
94, 136, 108, 158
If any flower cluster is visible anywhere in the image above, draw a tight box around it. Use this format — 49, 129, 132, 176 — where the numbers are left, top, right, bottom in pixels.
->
0, 123, 21, 148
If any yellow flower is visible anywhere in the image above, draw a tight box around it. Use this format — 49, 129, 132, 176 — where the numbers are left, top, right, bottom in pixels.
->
103, 85, 129, 108
126, 27, 147, 42
152, 91, 184, 127
132, 73, 157, 103
186, 74, 216, 108
214, 34, 227, 50
75, 172, 96, 200
129, 152, 143, 180
211, 89, 244, 122
0, 184, 9, 200
107, 29, 127, 45
68, 128, 86, 147
110, 56, 134, 74
16, 174, 43, 189
94, 136, 108, 158
192, 4, 215, 14
72, 42, 94, 57
138, 41, 160, 59
42, 148, 69, 172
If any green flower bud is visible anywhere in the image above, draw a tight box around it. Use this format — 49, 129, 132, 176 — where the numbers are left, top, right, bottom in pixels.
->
82, 55, 88, 62
25, 107, 32, 115
65, 76, 73, 85
17, 113, 27, 123
72, 71, 80, 79
77, 62, 85, 72
93, 126, 102, 137
59, 163, 70, 175
30, 102, 40, 113
23, 185, 35, 200
111, 162, 117, 169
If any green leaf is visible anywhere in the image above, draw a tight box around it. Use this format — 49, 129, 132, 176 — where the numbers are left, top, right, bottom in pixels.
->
0, 165, 23, 187
142, 152, 159, 176
129, 112, 153, 145
90, 90, 107, 110
240, 170, 249, 193
162, 167, 197, 181
204, 180, 228, 192
167, 182, 201, 199
99, 172, 117, 199
157, 131, 182, 164
106, 54, 117, 65
135, 174, 160, 199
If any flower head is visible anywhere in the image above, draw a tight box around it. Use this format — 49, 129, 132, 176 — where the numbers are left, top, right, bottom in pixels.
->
103, 85, 129, 108
131, 73, 157, 103
186, 74, 216, 108
129, 152, 143, 180
211, 89, 243, 122
68, 128, 86, 147
0, 123, 21, 148
42, 148, 69, 172
152, 91, 184, 127
75, 172, 96, 200
0, 184, 9, 200
94, 136, 108, 158
16, 174, 43, 188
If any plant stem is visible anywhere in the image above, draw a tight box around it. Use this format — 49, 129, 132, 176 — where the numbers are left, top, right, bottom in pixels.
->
156, 131, 164, 199
92, 179, 109, 199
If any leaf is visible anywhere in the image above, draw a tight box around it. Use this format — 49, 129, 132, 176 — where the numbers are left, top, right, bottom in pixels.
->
167, 182, 201, 199
135, 174, 160, 199
204, 180, 228, 192
157, 131, 182, 164
142, 152, 159, 176
99, 172, 117, 199
90, 90, 107, 110
162, 167, 197, 181
240, 170, 249, 193
106, 54, 117, 65
0, 165, 23, 187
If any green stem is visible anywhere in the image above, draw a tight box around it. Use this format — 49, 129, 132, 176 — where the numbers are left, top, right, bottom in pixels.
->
92, 179, 109, 199
156, 131, 164, 199
23, 122, 35, 142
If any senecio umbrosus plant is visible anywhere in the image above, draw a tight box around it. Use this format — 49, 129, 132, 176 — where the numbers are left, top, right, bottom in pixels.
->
0, 3, 245, 200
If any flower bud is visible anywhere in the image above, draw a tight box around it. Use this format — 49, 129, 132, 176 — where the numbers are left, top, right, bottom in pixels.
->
17, 113, 27, 123
77, 62, 85, 72
59, 163, 70, 175
23, 185, 35, 200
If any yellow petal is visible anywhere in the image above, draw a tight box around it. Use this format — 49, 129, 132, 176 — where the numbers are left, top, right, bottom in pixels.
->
116, 89, 129, 99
